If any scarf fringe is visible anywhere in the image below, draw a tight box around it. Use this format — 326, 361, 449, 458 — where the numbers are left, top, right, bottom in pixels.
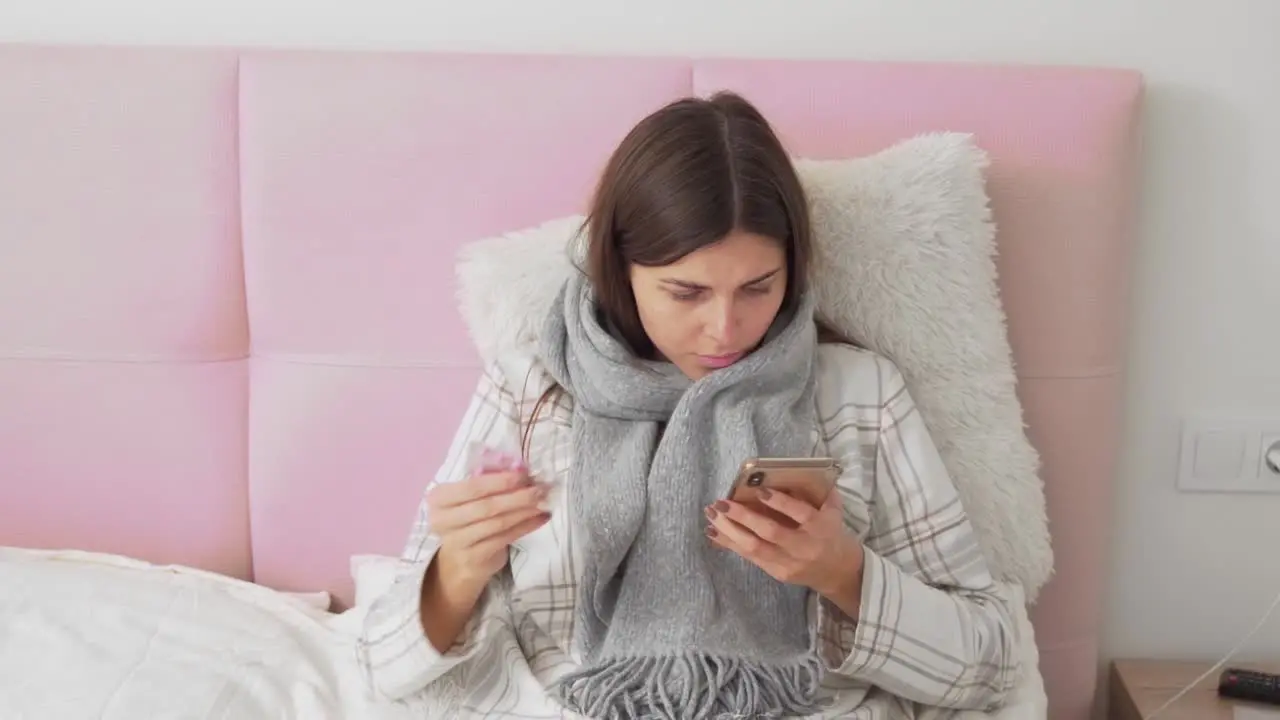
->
553, 651, 824, 720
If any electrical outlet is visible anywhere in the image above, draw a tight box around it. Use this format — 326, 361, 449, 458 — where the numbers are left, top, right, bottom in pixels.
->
1177, 416, 1280, 493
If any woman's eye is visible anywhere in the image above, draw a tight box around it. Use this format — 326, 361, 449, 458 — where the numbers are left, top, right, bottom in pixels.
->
667, 283, 771, 302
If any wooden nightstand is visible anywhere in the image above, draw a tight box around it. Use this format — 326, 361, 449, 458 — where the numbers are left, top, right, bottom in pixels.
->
1110, 659, 1280, 719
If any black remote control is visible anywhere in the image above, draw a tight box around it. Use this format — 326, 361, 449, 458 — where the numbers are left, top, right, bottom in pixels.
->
1218, 667, 1280, 705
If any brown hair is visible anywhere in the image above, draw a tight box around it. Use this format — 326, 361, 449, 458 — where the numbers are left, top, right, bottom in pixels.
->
521, 91, 854, 458
583, 90, 849, 356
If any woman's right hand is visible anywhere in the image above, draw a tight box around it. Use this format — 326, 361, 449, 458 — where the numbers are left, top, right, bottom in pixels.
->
426, 471, 551, 595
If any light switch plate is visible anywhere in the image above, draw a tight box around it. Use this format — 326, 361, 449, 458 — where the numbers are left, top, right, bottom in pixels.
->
1177, 415, 1280, 493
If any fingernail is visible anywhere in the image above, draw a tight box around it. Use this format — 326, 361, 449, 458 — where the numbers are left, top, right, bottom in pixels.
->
704, 507, 717, 520
759, 489, 772, 500
705, 527, 718, 539
713, 500, 730, 513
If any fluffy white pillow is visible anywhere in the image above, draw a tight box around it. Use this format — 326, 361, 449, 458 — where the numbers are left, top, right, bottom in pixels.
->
455, 132, 1051, 598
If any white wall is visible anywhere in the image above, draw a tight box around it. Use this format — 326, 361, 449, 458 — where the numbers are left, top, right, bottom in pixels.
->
5, 0, 1279, 663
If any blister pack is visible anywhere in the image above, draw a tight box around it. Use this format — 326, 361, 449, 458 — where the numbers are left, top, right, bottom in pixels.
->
461, 441, 559, 513
464, 441, 526, 477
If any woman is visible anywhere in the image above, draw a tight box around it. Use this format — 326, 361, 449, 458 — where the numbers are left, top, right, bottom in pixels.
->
359, 92, 1021, 719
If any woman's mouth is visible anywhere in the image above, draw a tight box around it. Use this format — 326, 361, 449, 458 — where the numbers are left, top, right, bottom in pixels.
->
697, 351, 744, 369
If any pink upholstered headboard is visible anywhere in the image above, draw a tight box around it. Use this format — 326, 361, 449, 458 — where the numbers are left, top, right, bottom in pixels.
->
0, 44, 1142, 719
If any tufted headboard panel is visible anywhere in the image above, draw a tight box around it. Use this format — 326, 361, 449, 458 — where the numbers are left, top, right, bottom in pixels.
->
0, 45, 1142, 719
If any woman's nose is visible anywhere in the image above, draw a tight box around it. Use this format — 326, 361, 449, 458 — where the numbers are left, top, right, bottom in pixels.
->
706, 299, 737, 346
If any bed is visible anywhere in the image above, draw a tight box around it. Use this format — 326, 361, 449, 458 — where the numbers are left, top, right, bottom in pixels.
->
0, 44, 1143, 719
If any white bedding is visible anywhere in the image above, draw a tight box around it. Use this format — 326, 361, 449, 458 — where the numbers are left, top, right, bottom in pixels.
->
0, 548, 423, 720
0, 548, 1048, 719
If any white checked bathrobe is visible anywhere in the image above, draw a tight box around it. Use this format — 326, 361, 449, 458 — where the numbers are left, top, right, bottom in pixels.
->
357, 344, 1030, 719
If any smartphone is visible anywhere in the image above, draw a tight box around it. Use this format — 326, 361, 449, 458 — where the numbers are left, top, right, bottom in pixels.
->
728, 457, 842, 526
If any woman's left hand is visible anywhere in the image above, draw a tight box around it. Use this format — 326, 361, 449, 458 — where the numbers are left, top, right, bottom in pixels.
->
705, 489, 865, 603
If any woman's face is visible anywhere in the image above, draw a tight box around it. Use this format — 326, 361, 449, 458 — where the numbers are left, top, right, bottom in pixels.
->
629, 230, 787, 381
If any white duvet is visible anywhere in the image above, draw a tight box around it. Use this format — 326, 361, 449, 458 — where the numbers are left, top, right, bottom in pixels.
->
0, 548, 424, 720
0, 548, 1048, 719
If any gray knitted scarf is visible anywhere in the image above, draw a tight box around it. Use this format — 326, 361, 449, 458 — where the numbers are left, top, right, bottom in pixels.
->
537, 272, 825, 720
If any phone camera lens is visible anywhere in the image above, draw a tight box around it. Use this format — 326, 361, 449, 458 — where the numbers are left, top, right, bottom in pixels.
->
747, 471, 765, 487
